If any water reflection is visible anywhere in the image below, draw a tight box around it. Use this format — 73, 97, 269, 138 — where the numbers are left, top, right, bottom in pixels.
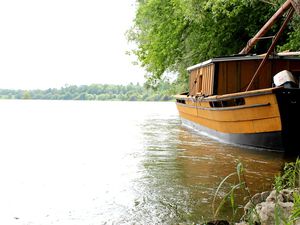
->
138, 112, 288, 223
0, 101, 294, 224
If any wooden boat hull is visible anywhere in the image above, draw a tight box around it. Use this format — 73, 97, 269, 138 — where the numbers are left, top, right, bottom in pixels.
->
180, 117, 283, 150
176, 87, 300, 152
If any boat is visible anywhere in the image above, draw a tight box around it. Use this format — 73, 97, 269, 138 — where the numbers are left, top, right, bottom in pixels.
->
175, 0, 300, 152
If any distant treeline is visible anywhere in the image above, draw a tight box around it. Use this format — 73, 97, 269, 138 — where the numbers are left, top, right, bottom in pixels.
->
0, 82, 176, 101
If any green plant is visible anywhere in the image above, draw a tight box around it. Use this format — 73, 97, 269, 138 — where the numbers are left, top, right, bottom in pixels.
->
214, 159, 300, 224
269, 158, 300, 225
286, 192, 300, 224
212, 162, 253, 222
279, 158, 300, 190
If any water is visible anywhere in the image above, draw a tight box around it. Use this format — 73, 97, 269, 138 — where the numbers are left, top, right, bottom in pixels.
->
0, 100, 290, 224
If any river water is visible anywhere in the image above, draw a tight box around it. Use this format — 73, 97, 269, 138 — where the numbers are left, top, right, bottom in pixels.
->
0, 100, 291, 224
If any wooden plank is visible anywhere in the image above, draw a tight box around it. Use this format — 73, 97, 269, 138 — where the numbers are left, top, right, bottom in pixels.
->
177, 106, 281, 134
176, 92, 281, 133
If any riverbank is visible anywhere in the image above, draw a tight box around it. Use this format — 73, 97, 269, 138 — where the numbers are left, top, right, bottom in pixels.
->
238, 188, 300, 224
211, 159, 300, 225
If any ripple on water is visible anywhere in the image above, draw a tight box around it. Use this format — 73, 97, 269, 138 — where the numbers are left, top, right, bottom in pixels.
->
0, 101, 290, 224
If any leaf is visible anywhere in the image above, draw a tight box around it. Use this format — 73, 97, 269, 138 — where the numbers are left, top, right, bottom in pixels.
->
236, 162, 244, 183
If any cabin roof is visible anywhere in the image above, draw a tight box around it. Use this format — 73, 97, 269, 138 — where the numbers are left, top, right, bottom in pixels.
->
187, 53, 300, 72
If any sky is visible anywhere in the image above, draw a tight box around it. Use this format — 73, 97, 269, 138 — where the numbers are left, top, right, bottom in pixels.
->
0, 0, 145, 89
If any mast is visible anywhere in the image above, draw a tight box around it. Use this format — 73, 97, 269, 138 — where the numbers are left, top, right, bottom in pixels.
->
242, 0, 300, 91
245, 8, 295, 91
239, 0, 293, 55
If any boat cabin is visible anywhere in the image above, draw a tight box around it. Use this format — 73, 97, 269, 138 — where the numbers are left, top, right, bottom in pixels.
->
188, 55, 300, 97
176, 0, 300, 151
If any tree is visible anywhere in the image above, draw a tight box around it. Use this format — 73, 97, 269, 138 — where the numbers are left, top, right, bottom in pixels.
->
128, 0, 299, 88
22, 91, 31, 99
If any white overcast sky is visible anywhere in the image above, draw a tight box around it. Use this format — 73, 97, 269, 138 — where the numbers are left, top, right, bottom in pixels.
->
0, 0, 145, 89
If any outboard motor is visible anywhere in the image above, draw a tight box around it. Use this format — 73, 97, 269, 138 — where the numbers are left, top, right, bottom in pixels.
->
273, 70, 298, 88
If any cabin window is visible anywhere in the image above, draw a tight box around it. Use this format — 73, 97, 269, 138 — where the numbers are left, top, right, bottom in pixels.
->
209, 101, 222, 107
235, 98, 245, 106
176, 99, 186, 104
209, 98, 245, 108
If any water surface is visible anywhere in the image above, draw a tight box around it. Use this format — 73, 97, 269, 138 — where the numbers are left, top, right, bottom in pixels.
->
0, 100, 289, 224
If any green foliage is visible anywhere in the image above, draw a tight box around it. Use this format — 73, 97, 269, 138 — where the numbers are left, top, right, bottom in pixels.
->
22, 90, 31, 99
274, 158, 300, 190
288, 192, 300, 224
273, 158, 300, 225
0, 82, 176, 101
128, 0, 187, 83
278, 10, 300, 52
129, 0, 300, 86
